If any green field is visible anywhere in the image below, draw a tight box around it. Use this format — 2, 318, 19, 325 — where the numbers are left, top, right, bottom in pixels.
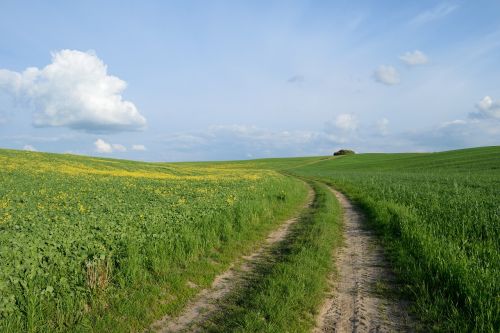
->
0, 149, 308, 332
284, 147, 500, 332
0, 146, 498, 332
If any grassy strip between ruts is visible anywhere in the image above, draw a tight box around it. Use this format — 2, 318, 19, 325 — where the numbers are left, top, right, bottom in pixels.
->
202, 181, 342, 332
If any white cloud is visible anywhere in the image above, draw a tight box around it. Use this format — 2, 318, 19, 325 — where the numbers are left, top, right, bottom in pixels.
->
335, 114, 358, 131
94, 139, 113, 153
477, 96, 493, 111
441, 119, 467, 127
156, 113, 499, 161
470, 96, 500, 120
405, 118, 500, 150
410, 3, 459, 25
400, 50, 429, 66
111, 143, 127, 152
23, 145, 37, 151
93, 139, 128, 153
373, 65, 400, 85
400, 94, 500, 150
323, 114, 359, 145
159, 124, 347, 160
0, 50, 146, 133
131, 144, 147, 151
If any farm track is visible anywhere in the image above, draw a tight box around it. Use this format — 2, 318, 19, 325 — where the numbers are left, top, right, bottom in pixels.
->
148, 185, 315, 333
314, 188, 414, 333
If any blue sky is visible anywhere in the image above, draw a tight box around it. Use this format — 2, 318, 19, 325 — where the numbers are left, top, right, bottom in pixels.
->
1, 0, 499, 161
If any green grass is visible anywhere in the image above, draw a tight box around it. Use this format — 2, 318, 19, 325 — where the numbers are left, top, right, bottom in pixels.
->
277, 146, 500, 332
203, 181, 342, 332
1, 146, 498, 332
0, 149, 308, 332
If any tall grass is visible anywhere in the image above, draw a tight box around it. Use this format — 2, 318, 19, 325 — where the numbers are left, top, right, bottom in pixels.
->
288, 146, 500, 332
204, 182, 342, 332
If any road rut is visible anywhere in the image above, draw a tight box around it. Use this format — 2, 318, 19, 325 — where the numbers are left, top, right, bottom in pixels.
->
149, 186, 314, 333
314, 188, 414, 333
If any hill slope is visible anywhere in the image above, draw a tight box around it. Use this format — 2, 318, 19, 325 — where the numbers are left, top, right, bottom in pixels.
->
0, 149, 308, 332
280, 146, 499, 332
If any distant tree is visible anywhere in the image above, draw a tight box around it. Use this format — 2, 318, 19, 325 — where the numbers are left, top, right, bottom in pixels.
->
333, 149, 355, 156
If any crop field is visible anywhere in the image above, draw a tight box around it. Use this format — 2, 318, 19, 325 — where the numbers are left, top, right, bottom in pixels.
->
0, 146, 498, 332
0, 149, 308, 332
283, 146, 500, 332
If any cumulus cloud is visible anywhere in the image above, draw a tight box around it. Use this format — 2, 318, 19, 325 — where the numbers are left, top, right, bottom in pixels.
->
373, 65, 400, 85
410, 3, 459, 25
400, 50, 429, 66
0, 49, 146, 133
94, 139, 113, 153
23, 145, 37, 152
94, 138, 127, 153
131, 144, 147, 151
470, 96, 500, 120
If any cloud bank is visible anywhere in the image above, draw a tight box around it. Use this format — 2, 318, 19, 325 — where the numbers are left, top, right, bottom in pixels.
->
158, 114, 368, 160
155, 103, 499, 162
0, 50, 146, 133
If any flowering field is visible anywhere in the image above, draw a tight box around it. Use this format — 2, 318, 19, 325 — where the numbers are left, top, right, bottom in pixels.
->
0, 149, 308, 332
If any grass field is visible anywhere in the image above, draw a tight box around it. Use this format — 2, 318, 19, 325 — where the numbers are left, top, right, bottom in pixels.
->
281, 146, 500, 332
0, 146, 498, 332
0, 149, 308, 332
203, 181, 342, 332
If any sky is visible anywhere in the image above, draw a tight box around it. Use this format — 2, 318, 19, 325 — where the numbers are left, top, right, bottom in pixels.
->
0, 0, 499, 161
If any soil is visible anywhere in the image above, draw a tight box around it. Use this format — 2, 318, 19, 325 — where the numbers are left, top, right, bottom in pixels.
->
314, 188, 414, 333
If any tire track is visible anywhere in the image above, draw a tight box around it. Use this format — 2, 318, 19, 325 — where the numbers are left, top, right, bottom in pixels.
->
314, 188, 414, 333
148, 186, 314, 333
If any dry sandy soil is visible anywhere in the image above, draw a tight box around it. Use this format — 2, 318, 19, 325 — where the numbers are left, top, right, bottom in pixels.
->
314, 188, 414, 333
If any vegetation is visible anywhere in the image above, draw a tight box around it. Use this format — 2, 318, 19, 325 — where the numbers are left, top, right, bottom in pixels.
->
1, 146, 498, 332
282, 146, 500, 332
0, 149, 308, 332
204, 181, 342, 332
333, 149, 355, 156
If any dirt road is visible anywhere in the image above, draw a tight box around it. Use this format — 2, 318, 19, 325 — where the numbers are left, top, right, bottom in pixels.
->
149, 187, 314, 333
314, 188, 414, 333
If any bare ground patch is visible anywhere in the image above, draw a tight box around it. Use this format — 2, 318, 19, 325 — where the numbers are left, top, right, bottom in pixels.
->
314, 188, 414, 333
